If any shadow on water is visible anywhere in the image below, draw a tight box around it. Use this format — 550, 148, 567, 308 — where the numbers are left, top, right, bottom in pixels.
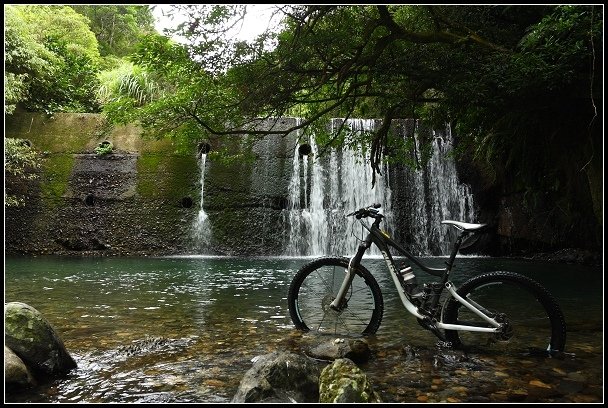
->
4, 256, 603, 403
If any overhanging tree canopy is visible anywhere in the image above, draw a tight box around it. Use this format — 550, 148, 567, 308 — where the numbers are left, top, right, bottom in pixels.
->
107, 5, 601, 232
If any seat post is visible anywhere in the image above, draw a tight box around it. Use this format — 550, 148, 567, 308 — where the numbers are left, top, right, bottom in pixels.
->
445, 230, 466, 270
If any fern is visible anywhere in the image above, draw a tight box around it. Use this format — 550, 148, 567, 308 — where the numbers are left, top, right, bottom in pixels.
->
96, 61, 164, 107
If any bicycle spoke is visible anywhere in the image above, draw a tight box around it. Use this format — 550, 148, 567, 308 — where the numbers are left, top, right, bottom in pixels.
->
444, 272, 566, 357
288, 257, 383, 337
312, 265, 342, 293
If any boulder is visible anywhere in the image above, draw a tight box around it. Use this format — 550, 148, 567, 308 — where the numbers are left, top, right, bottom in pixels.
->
319, 358, 382, 403
4, 302, 77, 376
5, 346, 36, 390
232, 351, 321, 403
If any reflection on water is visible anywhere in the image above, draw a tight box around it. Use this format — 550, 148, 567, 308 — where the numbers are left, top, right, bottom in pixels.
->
4, 255, 603, 403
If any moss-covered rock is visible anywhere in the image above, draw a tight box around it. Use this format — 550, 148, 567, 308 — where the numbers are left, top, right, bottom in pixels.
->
319, 358, 382, 403
4, 302, 77, 376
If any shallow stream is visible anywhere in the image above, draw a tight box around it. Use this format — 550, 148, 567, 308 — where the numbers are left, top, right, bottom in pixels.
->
4, 255, 603, 403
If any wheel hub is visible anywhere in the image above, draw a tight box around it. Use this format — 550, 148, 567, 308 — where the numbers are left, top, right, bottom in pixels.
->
495, 313, 514, 341
322, 294, 345, 313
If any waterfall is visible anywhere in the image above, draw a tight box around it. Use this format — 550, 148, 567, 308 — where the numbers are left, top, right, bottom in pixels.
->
284, 118, 394, 257
188, 117, 475, 257
285, 121, 305, 255
192, 152, 211, 248
283, 119, 476, 257
389, 122, 477, 255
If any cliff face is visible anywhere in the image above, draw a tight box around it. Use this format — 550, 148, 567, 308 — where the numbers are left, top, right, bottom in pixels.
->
4, 113, 601, 258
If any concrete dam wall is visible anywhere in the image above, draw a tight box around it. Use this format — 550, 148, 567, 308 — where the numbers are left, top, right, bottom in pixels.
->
5, 113, 478, 257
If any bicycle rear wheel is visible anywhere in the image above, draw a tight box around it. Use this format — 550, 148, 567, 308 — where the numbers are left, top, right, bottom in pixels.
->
287, 256, 383, 337
443, 271, 567, 357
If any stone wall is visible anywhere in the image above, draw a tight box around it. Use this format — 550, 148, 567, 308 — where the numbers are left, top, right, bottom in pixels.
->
5, 112, 601, 259
5, 113, 197, 256
4, 113, 299, 256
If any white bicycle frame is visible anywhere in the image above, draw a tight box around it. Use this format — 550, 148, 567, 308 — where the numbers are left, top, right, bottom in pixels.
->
330, 214, 502, 335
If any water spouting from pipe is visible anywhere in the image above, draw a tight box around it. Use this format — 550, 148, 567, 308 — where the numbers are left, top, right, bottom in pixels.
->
192, 152, 211, 249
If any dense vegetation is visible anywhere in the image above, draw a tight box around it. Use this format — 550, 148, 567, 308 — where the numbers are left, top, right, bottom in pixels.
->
4, 4, 155, 115
4, 4, 155, 206
4, 5, 602, 250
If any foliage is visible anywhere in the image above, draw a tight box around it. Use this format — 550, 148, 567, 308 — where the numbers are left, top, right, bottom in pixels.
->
26, 37, 102, 114
70, 5, 156, 58
437, 6, 603, 214
4, 5, 59, 114
18, 5, 101, 61
94, 141, 114, 156
5, 138, 41, 207
104, 33, 240, 145
4, 5, 102, 114
97, 60, 165, 115
4, 72, 29, 115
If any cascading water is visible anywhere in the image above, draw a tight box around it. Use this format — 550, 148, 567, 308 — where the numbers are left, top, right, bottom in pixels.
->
284, 118, 394, 257
283, 118, 476, 257
192, 151, 211, 249
189, 117, 475, 257
389, 122, 477, 255
285, 121, 305, 255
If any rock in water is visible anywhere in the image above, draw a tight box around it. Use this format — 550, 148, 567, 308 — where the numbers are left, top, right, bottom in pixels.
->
319, 358, 382, 403
5, 346, 37, 390
5, 302, 77, 376
232, 351, 321, 403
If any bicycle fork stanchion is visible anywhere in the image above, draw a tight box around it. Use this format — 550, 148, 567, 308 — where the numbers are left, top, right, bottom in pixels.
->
330, 235, 372, 311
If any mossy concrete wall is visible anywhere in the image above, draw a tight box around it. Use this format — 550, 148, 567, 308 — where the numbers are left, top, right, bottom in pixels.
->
4, 113, 296, 256
203, 120, 294, 255
5, 113, 600, 259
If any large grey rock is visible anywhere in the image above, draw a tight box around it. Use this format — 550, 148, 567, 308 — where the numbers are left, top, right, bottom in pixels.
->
4, 302, 77, 376
232, 351, 321, 403
5, 346, 36, 390
319, 358, 382, 403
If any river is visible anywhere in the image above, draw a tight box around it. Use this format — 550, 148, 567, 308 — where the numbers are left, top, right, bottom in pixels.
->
4, 255, 603, 403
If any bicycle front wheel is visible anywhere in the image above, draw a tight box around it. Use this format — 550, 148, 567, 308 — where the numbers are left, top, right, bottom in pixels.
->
287, 256, 383, 337
443, 271, 567, 357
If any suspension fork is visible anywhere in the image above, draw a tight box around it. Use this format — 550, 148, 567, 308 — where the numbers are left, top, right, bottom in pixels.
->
329, 234, 372, 310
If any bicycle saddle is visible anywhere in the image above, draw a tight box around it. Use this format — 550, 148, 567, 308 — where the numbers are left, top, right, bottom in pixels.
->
441, 220, 487, 232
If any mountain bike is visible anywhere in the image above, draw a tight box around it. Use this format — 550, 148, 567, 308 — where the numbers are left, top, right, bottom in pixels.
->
287, 204, 567, 356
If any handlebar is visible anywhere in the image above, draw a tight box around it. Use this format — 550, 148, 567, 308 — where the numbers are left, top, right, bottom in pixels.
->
346, 203, 383, 219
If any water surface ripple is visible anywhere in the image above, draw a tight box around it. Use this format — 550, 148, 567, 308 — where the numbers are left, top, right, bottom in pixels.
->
4, 256, 603, 403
